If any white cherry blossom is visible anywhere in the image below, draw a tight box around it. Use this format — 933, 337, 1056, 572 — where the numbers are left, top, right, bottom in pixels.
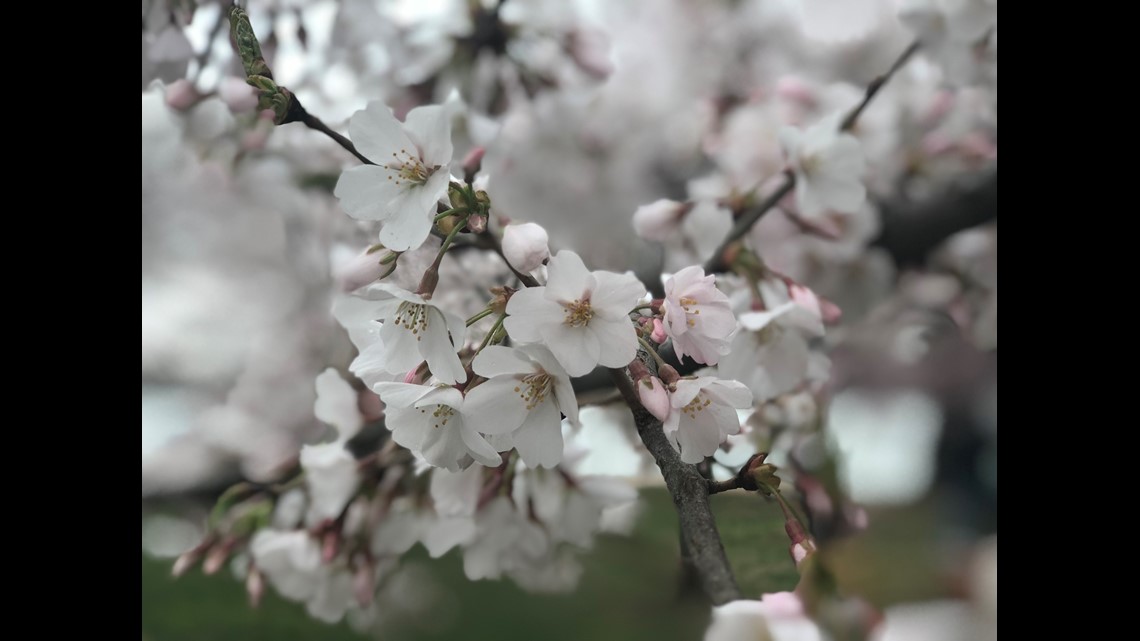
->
373, 382, 501, 471
663, 377, 753, 464
662, 266, 737, 365
504, 250, 646, 377
780, 113, 867, 218
463, 345, 579, 468
333, 283, 467, 386
502, 222, 551, 273
719, 300, 826, 402
334, 102, 454, 252
301, 370, 365, 525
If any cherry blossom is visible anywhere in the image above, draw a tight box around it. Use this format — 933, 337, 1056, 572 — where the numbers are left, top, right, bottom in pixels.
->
333, 283, 467, 386
502, 222, 551, 273
462, 345, 579, 468
334, 102, 454, 251
373, 382, 501, 471
663, 376, 753, 464
504, 250, 646, 377
662, 266, 737, 365
780, 113, 867, 218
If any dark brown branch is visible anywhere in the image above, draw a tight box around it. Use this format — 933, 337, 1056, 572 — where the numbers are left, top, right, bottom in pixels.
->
609, 368, 741, 605
297, 109, 375, 166
839, 41, 922, 132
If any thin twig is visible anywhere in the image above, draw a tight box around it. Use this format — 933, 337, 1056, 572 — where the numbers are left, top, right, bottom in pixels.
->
298, 110, 375, 165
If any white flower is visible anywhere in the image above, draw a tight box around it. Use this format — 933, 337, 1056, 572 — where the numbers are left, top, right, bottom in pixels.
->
333, 283, 467, 385
504, 250, 646, 377
705, 593, 824, 641
334, 102, 454, 252
780, 113, 866, 218
663, 377, 752, 464
898, 0, 997, 86
373, 382, 501, 471
502, 222, 551, 273
663, 266, 737, 365
462, 497, 550, 582
250, 530, 324, 602
632, 199, 686, 242
463, 345, 579, 468
720, 300, 826, 402
301, 369, 365, 525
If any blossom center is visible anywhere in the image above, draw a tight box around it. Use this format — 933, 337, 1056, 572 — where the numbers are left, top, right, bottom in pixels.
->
393, 302, 429, 341
513, 371, 553, 411
562, 299, 594, 327
678, 296, 702, 328
680, 393, 712, 420
419, 404, 455, 428
385, 148, 438, 187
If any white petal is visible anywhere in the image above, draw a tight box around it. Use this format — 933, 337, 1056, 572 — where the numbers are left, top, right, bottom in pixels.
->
472, 345, 535, 378
738, 302, 798, 331
378, 195, 434, 251
419, 421, 469, 471
590, 271, 648, 320
543, 324, 600, 377
334, 165, 401, 222
349, 101, 416, 165
460, 424, 503, 467
512, 398, 563, 468
544, 250, 594, 302
590, 317, 639, 369
677, 405, 722, 464
379, 315, 427, 374
462, 376, 530, 435
373, 382, 433, 408
504, 288, 561, 342
421, 308, 467, 385
552, 374, 579, 427
314, 368, 363, 440
422, 516, 475, 557
402, 104, 454, 166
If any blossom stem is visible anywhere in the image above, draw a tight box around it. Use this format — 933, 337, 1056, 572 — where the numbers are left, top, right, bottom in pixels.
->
466, 307, 495, 326
637, 336, 668, 368
629, 304, 656, 314
474, 315, 506, 356
434, 207, 467, 223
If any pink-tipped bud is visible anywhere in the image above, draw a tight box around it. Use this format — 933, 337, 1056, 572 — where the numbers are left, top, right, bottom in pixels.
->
403, 368, 421, 385
172, 546, 203, 577
202, 539, 232, 575
632, 199, 686, 242
321, 529, 340, 563
246, 567, 265, 608
164, 79, 201, 111
637, 376, 671, 422
502, 223, 550, 273
789, 284, 822, 320
463, 147, 486, 182
650, 318, 667, 344
219, 76, 261, 112
353, 560, 376, 607
819, 296, 842, 324
335, 246, 387, 292
467, 213, 488, 234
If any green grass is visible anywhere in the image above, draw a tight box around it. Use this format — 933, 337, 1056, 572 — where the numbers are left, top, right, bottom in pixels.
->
142, 488, 796, 641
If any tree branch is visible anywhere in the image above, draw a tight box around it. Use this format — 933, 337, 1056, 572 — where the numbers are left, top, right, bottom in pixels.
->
609, 367, 741, 605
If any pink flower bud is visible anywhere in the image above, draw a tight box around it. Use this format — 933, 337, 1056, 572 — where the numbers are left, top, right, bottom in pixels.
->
335, 247, 387, 292
467, 213, 488, 234
637, 376, 671, 422
650, 318, 667, 344
502, 223, 550, 273
632, 199, 685, 242
819, 296, 842, 324
219, 76, 260, 113
353, 561, 375, 607
463, 146, 485, 180
321, 529, 340, 563
164, 79, 201, 111
203, 539, 232, 575
246, 567, 265, 608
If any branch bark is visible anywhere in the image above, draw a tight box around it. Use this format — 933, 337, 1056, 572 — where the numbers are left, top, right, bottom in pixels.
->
609, 368, 741, 605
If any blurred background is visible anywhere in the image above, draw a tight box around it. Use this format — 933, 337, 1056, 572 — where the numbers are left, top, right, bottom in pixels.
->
143, 0, 995, 639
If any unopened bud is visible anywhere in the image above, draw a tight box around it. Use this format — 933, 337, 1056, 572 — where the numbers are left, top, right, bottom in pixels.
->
246, 566, 265, 608
448, 186, 468, 210
335, 246, 387, 292
502, 223, 550, 273
466, 213, 487, 234
637, 376, 671, 422
632, 199, 686, 242
321, 528, 340, 563
436, 214, 462, 235
417, 268, 439, 299
353, 560, 375, 607
463, 147, 485, 183
203, 538, 234, 575
165, 79, 201, 111
172, 537, 213, 577
650, 318, 667, 343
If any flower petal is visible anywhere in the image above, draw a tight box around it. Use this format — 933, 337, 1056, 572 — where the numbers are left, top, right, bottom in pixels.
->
542, 324, 600, 377
334, 165, 401, 222
462, 376, 530, 435
504, 287, 561, 343
512, 398, 563, 468
402, 104, 454, 166
544, 250, 594, 302
460, 424, 503, 467
590, 317, 639, 369
590, 271, 647, 320
472, 345, 535, 378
